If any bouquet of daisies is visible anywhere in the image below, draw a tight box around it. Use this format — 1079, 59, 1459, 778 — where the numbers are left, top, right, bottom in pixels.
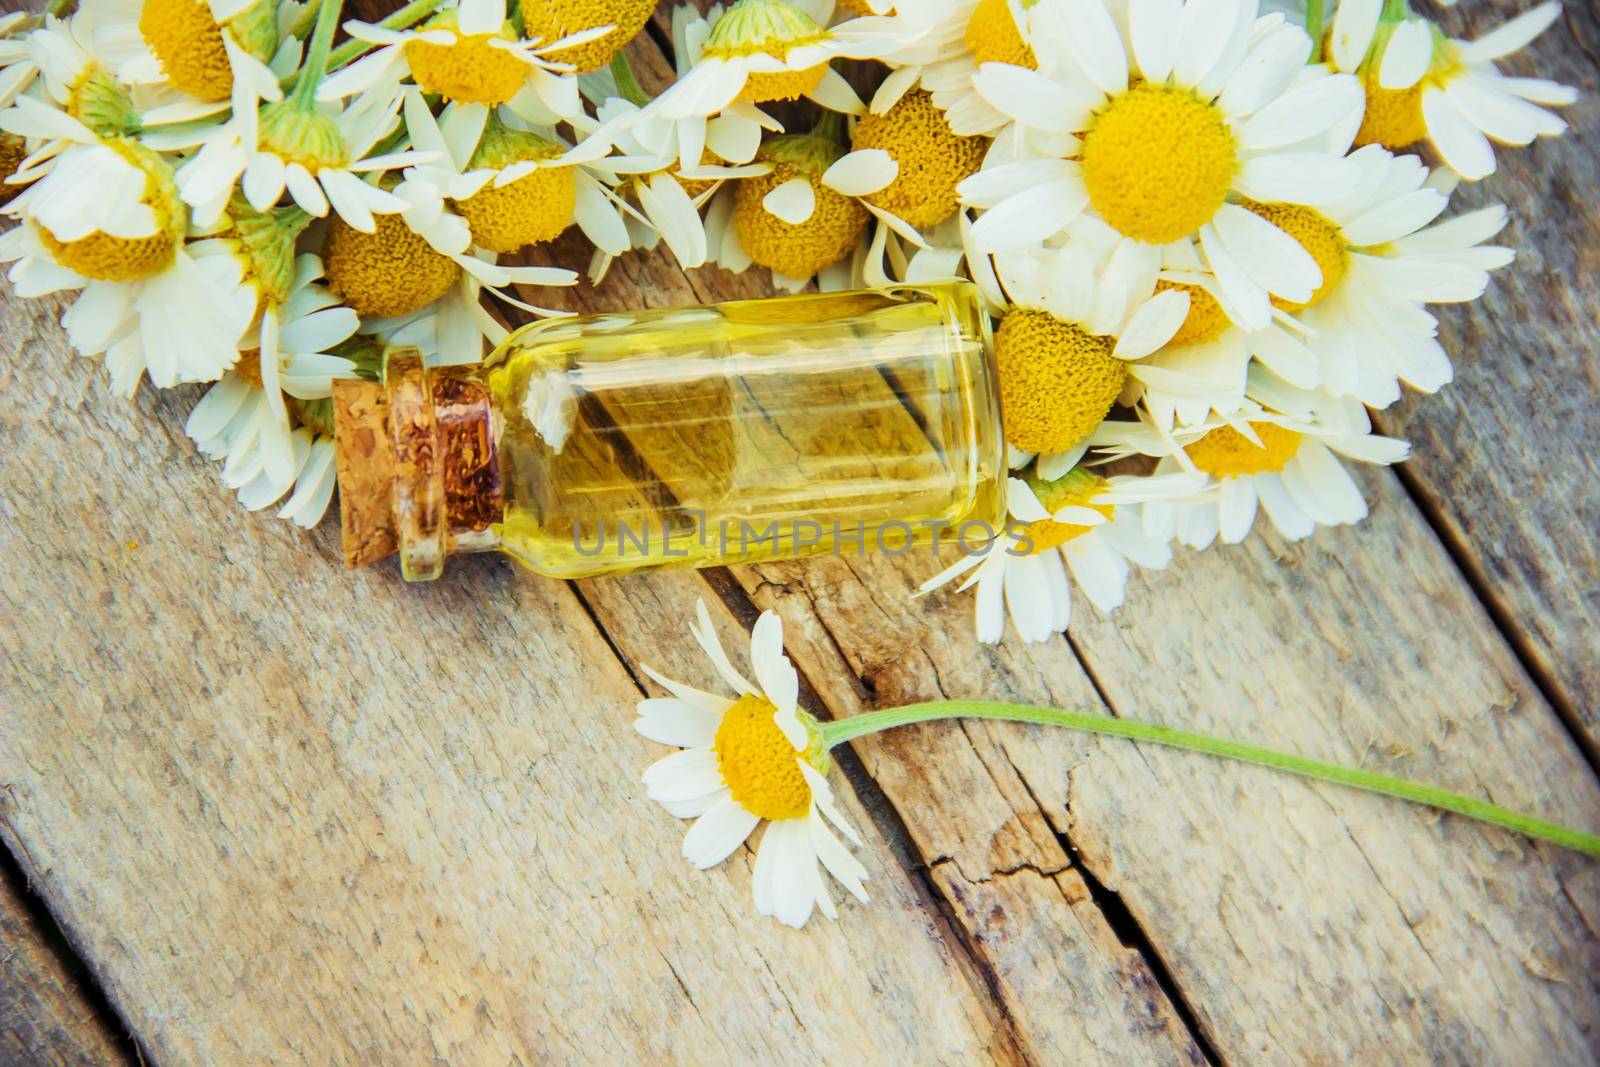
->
0, 0, 1573, 641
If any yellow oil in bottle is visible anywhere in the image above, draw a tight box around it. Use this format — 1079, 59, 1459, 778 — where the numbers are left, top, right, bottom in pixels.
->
482, 283, 1004, 579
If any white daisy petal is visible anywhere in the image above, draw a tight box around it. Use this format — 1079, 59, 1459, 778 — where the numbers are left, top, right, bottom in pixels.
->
1378, 19, 1435, 89
1421, 88, 1496, 180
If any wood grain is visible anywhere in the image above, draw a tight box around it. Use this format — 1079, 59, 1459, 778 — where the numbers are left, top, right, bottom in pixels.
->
0, 292, 1013, 1064
2, 5, 1599, 1065
1381, 0, 1600, 754
529, 24, 1600, 1063
0, 855, 131, 1066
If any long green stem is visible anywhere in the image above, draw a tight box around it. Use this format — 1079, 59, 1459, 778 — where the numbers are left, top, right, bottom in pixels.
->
290, 0, 345, 106
820, 701, 1600, 857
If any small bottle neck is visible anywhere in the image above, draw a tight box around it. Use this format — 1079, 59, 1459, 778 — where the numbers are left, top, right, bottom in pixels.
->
332, 350, 504, 580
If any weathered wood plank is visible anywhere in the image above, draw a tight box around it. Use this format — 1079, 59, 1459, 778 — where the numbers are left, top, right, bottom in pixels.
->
1381, 0, 1600, 755
518, 155, 1600, 1067
0, 291, 1016, 1063
0, 854, 131, 1066
524, 25, 1600, 1053
515, 215, 1210, 1061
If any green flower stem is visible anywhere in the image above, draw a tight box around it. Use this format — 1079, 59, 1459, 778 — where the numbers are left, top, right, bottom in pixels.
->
1303, 0, 1325, 60
285, 0, 325, 45
811, 105, 845, 144
610, 52, 652, 107
281, 0, 447, 94
1380, 0, 1410, 22
819, 701, 1600, 857
290, 0, 345, 106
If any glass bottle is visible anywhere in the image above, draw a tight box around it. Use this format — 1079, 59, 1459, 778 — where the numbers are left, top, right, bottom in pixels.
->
332, 282, 1005, 581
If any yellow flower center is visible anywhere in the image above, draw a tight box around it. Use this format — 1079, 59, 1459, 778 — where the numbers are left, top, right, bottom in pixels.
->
37, 140, 184, 282
522, 0, 656, 73
404, 26, 530, 105
995, 310, 1127, 455
734, 137, 869, 280
140, 0, 233, 102
1346, 30, 1457, 151
1080, 83, 1236, 245
741, 64, 827, 104
1241, 200, 1347, 310
1185, 422, 1302, 477
672, 149, 730, 200
1021, 470, 1115, 552
454, 145, 574, 252
850, 89, 985, 228
1156, 280, 1230, 346
322, 211, 461, 318
1354, 78, 1427, 149
964, 0, 1036, 68
39, 225, 179, 282
714, 694, 812, 821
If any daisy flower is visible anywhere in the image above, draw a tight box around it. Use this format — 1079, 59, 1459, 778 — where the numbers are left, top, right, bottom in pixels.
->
716, 128, 875, 288
521, 0, 659, 75
573, 92, 771, 274
1117, 396, 1411, 547
637, 600, 869, 929
1248, 143, 1513, 408
871, 0, 1024, 136
82, 0, 284, 126
649, 0, 890, 122
917, 471, 1201, 642
1331, 0, 1575, 180
566, 1, 785, 168
397, 94, 581, 255
977, 224, 1192, 460
960, 0, 1365, 324
0, 131, 260, 393
186, 253, 359, 525
315, 0, 617, 123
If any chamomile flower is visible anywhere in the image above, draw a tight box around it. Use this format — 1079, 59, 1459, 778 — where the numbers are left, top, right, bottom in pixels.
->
176, 73, 432, 231
960, 0, 1365, 325
186, 253, 358, 525
1124, 397, 1411, 547
721, 129, 872, 287
522, 0, 658, 74
917, 472, 1198, 642
316, 0, 615, 121
82, 0, 284, 124
1333, 1, 1575, 180
980, 226, 1191, 457
637, 600, 869, 929
1248, 144, 1513, 407
1128, 245, 1322, 428
573, 93, 771, 273
871, 0, 1022, 136
392, 92, 598, 262
566, 2, 781, 177
2, 223, 257, 392
847, 89, 985, 229
650, 0, 890, 121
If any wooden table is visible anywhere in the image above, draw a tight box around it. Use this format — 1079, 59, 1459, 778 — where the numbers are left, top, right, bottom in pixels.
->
3, 2, 1599, 1062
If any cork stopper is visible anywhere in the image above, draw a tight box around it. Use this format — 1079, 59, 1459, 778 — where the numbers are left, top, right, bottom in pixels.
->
332, 352, 504, 578
332, 376, 399, 568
